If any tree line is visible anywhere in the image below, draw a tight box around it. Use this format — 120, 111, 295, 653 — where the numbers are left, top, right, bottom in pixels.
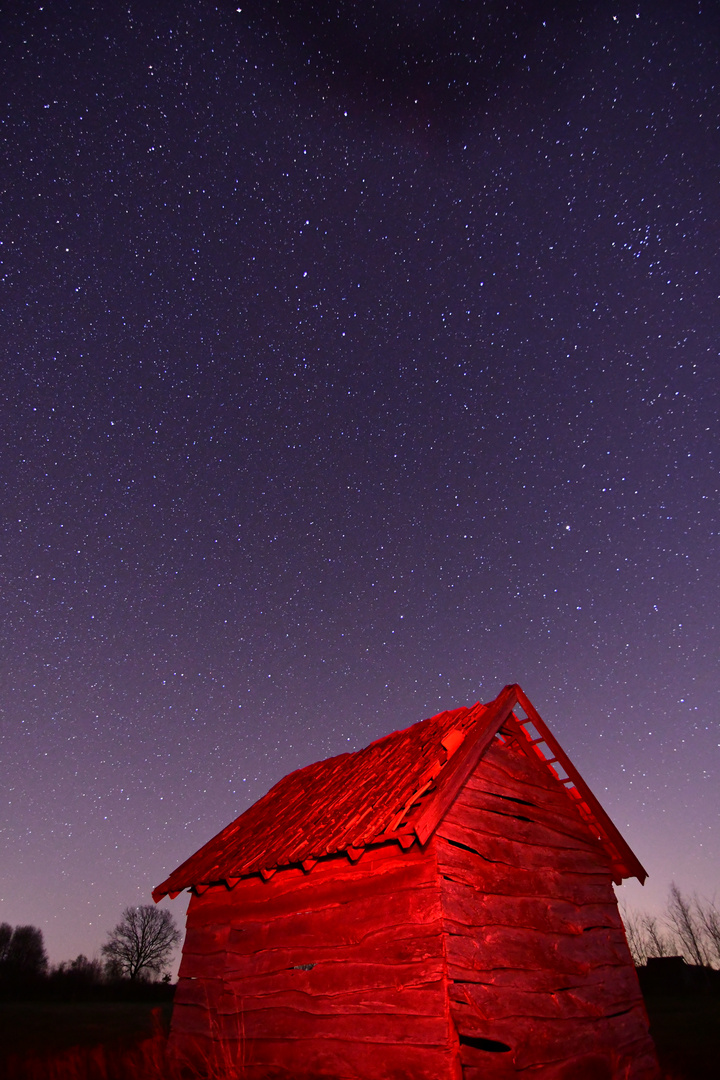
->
621, 883, 720, 968
0, 905, 181, 994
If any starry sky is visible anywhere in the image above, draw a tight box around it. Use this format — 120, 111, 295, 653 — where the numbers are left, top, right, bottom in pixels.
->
1, 0, 718, 969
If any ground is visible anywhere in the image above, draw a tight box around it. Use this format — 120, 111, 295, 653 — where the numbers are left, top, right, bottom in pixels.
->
0, 992, 717, 1078
644, 993, 720, 1080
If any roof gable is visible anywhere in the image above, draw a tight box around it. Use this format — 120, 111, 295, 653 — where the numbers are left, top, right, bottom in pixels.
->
153, 684, 646, 901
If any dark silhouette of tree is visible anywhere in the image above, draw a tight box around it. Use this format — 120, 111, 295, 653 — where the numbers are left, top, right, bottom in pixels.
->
101, 905, 181, 980
665, 882, 720, 968
0, 925, 48, 979
53, 953, 105, 986
697, 896, 720, 966
0, 923, 11, 963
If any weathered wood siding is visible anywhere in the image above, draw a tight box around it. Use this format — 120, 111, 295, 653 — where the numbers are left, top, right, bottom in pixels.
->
171, 841, 459, 1080
436, 736, 659, 1079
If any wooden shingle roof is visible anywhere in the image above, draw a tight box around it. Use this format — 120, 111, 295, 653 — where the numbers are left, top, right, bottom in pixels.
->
153, 684, 646, 901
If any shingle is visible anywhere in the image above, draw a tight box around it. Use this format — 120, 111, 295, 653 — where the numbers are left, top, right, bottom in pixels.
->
153, 702, 490, 897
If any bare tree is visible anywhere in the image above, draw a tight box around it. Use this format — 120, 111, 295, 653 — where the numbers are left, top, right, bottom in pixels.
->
101, 905, 181, 980
620, 905, 672, 966
696, 896, 720, 967
644, 914, 672, 958
665, 882, 708, 967
620, 905, 650, 966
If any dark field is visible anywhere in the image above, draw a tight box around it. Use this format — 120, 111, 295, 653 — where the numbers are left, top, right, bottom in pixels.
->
0, 994, 718, 1078
644, 993, 720, 1080
0, 1000, 172, 1057
0, 1001, 172, 1079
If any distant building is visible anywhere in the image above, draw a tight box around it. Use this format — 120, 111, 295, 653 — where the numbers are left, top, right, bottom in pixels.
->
154, 683, 659, 1079
640, 955, 719, 994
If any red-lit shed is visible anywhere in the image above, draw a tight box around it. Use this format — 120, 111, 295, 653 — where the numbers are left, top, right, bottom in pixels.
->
154, 684, 659, 1079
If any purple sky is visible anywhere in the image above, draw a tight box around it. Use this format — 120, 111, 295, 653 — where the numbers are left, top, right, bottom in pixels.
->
1, 0, 718, 970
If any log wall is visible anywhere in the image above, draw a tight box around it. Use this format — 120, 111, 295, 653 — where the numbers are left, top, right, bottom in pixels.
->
436, 735, 659, 1079
170, 840, 459, 1080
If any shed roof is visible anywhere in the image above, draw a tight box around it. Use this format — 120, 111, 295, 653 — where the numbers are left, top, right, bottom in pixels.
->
153, 684, 646, 901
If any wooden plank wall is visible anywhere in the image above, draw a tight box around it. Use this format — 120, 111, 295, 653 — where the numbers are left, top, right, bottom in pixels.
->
171, 841, 460, 1080
436, 734, 660, 1080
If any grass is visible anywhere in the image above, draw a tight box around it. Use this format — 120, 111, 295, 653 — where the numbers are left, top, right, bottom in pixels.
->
1, 992, 718, 1078
0, 1001, 173, 1080
0, 1000, 173, 1059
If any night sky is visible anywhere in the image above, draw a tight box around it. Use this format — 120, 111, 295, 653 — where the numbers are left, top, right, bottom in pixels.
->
2, 1, 718, 970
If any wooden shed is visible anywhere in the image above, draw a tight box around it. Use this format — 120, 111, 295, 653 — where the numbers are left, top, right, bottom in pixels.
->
154, 684, 659, 1079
